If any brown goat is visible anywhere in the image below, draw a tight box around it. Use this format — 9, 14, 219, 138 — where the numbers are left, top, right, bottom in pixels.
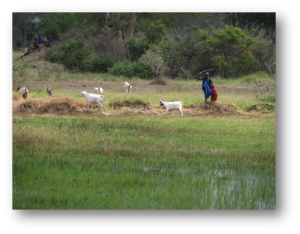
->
47, 88, 53, 96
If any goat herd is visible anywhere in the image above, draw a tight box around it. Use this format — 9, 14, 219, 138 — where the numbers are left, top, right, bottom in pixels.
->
16, 81, 184, 116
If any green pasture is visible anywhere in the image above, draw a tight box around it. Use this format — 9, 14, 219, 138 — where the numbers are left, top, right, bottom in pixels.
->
13, 115, 276, 209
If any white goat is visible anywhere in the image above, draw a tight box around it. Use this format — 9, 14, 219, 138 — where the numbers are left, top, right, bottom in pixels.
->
93, 86, 104, 94
79, 91, 105, 113
124, 81, 132, 93
160, 101, 183, 116
17, 87, 29, 99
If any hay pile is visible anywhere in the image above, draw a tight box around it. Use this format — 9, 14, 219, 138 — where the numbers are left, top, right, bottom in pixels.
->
13, 96, 273, 117
108, 100, 152, 110
12, 92, 20, 101
13, 97, 86, 114
184, 102, 239, 115
247, 104, 276, 112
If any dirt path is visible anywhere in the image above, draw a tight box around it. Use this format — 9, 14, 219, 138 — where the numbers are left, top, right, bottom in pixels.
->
28, 80, 255, 94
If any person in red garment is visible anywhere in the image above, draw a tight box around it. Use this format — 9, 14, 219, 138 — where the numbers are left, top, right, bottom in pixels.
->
211, 82, 218, 102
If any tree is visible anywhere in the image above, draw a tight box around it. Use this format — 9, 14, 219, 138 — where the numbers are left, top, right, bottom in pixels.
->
178, 13, 228, 29
134, 13, 203, 33
38, 12, 82, 40
36, 13, 203, 42
144, 19, 167, 44
226, 13, 275, 31
105, 13, 203, 40
13, 13, 42, 49
208, 25, 258, 77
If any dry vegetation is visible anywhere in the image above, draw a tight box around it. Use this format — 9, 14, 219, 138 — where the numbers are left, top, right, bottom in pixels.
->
13, 94, 276, 117
254, 78, 276, 100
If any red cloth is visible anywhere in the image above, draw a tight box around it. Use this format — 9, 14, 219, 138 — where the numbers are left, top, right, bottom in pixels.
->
211, 84, 218, 101
33, 41, 39, 49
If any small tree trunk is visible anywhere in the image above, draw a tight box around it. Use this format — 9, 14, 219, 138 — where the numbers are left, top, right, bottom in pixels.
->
124, 13, 139, 40
158, 67, 161, 79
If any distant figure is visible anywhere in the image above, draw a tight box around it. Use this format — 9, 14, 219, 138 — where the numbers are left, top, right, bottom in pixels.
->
33, 38, 40, 51
38, 35, 45, 44
20, 48, 31, 58
197, 72, 213, 102
45, 36, 53, 48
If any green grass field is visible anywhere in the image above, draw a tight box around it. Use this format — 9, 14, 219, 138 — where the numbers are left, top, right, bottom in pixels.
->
13, 114, 275, 209
12, 54, 276, 209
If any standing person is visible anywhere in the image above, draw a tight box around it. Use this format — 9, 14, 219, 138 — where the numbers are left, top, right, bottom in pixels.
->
197, 72, 213, 102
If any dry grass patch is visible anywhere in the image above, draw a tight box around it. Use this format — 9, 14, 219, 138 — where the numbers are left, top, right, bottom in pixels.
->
184, 102, 240, 115
247, 104, 276, 113
12, 92, 20, 101
13, 97, 87, 114
108, 99, 152, 110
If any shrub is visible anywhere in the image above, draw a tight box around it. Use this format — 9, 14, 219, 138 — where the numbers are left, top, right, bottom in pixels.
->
45, 27, 127, 73
45, 47, 63, 63
86, 53, 119, 73
46, 40, 120, 73
60, 39, 91, 73
108, 59, 153, 79
139, 45, 166, 80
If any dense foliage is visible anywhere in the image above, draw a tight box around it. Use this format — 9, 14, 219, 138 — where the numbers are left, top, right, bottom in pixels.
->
226, 13, 276, 31
13, 13, 275, 79
107, 59, 153, 79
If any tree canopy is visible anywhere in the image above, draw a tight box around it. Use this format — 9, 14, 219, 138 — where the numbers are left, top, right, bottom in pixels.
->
226, 13, 275, 31
13, 13, 276, 78
37, 13, 204, 40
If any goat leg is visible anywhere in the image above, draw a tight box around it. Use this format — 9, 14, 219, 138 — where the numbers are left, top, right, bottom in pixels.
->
98, 103, 103, 113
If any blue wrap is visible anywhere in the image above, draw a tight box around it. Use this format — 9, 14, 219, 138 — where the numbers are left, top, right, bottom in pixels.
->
202, 79, 212, 98
38, 37, 45, 43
